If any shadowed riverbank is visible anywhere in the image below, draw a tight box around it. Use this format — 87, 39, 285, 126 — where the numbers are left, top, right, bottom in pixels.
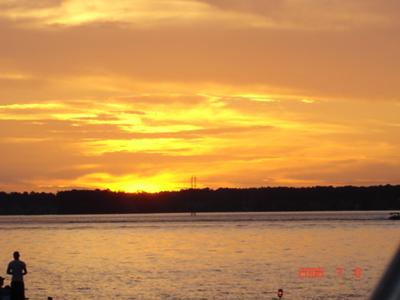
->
0, 185, 399, 215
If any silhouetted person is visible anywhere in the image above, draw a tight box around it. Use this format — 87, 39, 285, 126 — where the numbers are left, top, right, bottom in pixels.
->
0, 276, 11, 300
0, 276, 5, 297
6, 252, 27, 300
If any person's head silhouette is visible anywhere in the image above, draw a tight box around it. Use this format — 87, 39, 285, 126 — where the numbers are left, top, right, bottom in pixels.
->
13, 251, 20, 260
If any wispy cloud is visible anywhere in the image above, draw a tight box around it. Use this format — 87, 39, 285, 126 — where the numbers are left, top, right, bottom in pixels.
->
0, 0, 270, 28
1, 0, 398, 30
0, 0, 399, 191
1, 89, 399, 191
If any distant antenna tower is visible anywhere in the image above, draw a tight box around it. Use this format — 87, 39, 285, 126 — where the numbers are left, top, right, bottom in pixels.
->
190, 176, 197, 189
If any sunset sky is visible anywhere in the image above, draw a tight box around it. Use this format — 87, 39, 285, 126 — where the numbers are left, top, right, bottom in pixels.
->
1, 0, 399, 192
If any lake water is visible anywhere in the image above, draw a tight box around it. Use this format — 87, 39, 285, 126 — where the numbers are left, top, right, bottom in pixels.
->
0, 211, 398, 300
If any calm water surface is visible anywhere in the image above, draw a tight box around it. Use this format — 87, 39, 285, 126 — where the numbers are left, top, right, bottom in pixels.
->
0, 211, 399, 300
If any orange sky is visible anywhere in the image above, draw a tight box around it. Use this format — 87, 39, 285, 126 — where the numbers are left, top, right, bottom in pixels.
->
0, 0, 399, 192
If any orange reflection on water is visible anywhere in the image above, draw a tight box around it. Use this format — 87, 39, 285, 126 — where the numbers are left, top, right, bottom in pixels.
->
0, 212, 397, 299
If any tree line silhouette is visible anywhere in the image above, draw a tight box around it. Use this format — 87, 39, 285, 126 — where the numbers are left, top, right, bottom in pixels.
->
0, 185, 399, 215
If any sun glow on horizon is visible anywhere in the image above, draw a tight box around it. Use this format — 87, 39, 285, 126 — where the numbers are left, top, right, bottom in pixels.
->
73, 173, 186, 193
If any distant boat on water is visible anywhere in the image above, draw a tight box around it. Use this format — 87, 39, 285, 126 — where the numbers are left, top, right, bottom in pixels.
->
388, 212, 400, 220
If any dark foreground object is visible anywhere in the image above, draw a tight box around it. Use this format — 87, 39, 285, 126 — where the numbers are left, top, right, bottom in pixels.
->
0, 185, 400, 215
370, 246, 400, 300
388, 212, 400, 220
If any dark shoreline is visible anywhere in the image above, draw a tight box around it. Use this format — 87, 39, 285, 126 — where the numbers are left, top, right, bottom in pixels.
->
1, 185, 400, 215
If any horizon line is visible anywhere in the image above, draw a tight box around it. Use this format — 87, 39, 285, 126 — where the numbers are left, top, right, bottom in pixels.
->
1, 183, 399, 195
